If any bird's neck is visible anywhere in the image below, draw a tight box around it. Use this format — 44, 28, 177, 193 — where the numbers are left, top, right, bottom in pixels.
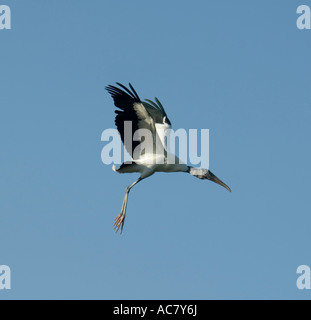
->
188, 167, 209, 179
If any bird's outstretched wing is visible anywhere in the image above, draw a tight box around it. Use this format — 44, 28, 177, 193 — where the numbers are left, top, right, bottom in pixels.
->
106, 83, 171, 162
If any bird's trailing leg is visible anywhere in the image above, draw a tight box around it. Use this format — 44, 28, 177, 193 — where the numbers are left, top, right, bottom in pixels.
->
114, 178, 143, 234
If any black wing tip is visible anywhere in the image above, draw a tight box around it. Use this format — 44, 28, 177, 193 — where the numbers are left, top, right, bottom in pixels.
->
106, 82, 141, 103
145, 98, 166, 114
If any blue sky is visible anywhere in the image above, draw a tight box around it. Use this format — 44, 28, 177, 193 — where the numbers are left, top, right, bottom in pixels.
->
0, 0, 311, 299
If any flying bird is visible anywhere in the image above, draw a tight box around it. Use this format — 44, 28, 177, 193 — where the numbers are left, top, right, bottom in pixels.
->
106, 83, 231, 233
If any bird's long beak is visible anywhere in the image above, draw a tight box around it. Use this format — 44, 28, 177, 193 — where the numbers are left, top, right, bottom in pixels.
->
207, 170, 231, 192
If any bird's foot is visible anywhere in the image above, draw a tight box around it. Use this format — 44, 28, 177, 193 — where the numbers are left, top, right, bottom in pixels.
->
114, 213, 125, 234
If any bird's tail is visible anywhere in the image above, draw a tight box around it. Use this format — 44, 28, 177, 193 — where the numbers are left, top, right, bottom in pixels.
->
112, 162, 140, 174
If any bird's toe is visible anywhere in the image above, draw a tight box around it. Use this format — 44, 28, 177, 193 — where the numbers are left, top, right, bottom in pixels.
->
114, 213, 125, 233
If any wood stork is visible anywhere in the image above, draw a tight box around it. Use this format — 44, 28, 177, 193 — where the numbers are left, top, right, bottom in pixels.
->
106, 83, 231, 233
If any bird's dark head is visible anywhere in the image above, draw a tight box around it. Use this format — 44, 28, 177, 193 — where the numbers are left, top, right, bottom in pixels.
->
189, 167, 231, 192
